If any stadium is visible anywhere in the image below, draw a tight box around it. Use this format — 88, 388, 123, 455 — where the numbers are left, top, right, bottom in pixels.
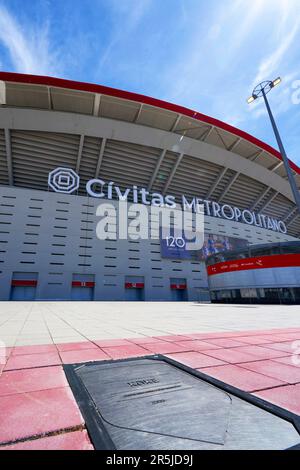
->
0, 71, 300, 302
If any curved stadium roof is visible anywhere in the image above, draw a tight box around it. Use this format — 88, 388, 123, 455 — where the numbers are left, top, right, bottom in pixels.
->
0, 71, 299, 237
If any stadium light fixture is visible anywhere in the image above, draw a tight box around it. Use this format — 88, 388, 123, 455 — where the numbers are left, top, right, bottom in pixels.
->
247, 94, 257, 104
247, 77, 300, 215
272, 77, 282, 88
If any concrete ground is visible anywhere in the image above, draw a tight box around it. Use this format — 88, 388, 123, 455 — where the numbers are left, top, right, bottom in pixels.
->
0, 302, 300, 450
1, 301, 300, 347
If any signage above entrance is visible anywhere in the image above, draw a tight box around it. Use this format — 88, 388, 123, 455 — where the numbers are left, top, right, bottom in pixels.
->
48, 168, 287, 234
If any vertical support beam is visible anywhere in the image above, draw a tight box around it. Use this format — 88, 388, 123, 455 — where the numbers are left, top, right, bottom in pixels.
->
283, 206, 298, 223
47, 87, 53, 110
93, 94, 101, 117
148, 149, 167, 191
4, 128, 13, 185
250, 187, 271, 211
76, 135, 85, 173
171, 114, 182, 132
0, 81, 6, 105
249, 149, 264, 162
134, 103, 143, 123
197, 126, 210, 141
271, 161, 284, 172
163, 153, 184, 194
286, 212, 299, 228
227, 137, 241, 152
206, 167, 228, 199
215, 128, 228, 149
218, 172, 239, 202
259, 191, 279, 212
202, 126, 215, 142
95, 138, 106, 178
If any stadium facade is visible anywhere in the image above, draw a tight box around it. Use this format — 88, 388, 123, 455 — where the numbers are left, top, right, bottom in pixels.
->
0, 72, 299, 302
206, 242, 300, 304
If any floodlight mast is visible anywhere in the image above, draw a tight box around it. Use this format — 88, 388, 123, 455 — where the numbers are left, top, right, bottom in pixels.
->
247, 78, 300, 215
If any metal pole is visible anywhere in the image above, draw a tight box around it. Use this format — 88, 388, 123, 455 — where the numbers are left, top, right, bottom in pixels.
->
262, 88, 300, 214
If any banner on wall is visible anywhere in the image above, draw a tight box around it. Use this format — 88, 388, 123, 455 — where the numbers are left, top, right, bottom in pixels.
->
160, 230, 248, 261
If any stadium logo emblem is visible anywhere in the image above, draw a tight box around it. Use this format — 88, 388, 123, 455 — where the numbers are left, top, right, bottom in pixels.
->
48, 167, 80, 194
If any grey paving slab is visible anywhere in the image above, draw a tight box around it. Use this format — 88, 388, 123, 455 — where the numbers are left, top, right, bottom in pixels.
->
67, 357, 300, 450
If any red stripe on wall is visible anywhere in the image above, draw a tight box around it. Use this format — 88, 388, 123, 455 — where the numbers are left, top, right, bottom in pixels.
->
71, 281, 95, 288
207, 253, 300, 276
1, 71, 299, 176
170, 284, 187, 290
125, 283, 144, 289
11, 280, 37, 287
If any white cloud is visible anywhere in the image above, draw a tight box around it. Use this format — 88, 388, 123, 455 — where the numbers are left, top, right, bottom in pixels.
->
97, 0, 151, 70
246, 2, 300, 124
162, 0, 267, 106
162, 0, 300, 129
0, 5, 62, 76
252, 21, 300, 86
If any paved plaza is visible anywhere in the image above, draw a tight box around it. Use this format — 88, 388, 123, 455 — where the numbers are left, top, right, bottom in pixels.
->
0, 302, 300, 449
1, 302, 300, 347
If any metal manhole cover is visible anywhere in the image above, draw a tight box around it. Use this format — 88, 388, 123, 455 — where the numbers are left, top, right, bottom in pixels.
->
64, 355, 300, 450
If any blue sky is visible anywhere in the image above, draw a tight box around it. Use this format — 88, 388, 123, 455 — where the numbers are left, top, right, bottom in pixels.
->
0, 0, 300, 165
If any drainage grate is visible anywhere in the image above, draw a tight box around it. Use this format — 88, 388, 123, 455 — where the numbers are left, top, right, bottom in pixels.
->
64, 355, 300, 450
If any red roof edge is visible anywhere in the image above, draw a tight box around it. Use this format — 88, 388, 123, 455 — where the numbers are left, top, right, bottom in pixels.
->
1, 71, 299, 176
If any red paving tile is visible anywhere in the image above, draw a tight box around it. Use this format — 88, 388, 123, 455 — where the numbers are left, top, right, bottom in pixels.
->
273, 356, 300, 367
212, 330, 269, 338
183, 333, 219, 340
216, 331, 255, 337
257, 332, 293, 339
201, 348, 258, 364
101, 344, 149, 359
0, 326, 299, 450
129, 337, 169, 345
166, 351, 225, 369
202, 338, 247, 348
267, 328, 300, 333
156, 335, 190, 342
186, 332, 234, 340
60, 348, 110, 364
264, 335, 300, 343
262, 335, 292, 342
237, 329, 286, 335
265, 333, 300, 342
12, 344, 57, 356
199, 364, 285, 392
194, 329, 300, 340
142, 342, 191, 355
0, 387, 84, 444
1, 430, 93, 450
4, 351, 61, 371
255, 384, 300, 415
93, 339, 134, 348
242, 329, 281, 334
234, 336, 276, 345
175, 340, 222, 351
264, 342, 297, 353
239, 360, 300, 385
233, 345, 290, 360
0, 366, 68, 397
0, 347, 12, 357
56, 341, 98, 352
